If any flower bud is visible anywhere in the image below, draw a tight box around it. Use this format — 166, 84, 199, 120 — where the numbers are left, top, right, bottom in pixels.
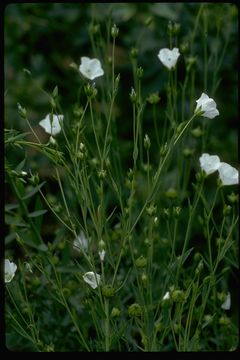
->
146, 204, 157, 217
191, 126, 204, 138
84, 83, 98, 99
102, 285, 115, 298
135, 255, 147, 268
160, 143, 168, 156
130, 47, 139, 59
128, 303, 143, 317
183, 147, 194, 158
17, 103, 27, 119
171, 289, 186, 303
141, 272, 148, 287
111, 24, 119, 38
129, 87, 137, 103
165, 188, 178, 199
153, 216, 159, 227
136, 66, 143, 79
173, 206, 181, 218
144, 134, 151, 150
98, 169, 107, 180
227, 192, 238, 204
147, 92, 160, 105
52, 86, 58, 99
219, 316, 231, 326
223, 204, 231, 217
111, 307, 121, 318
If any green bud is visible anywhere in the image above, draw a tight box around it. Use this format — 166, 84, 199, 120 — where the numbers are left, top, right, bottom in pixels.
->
146, 204, 157, 217
99, 239, 105, 250
173, 23, 181, 35
144, 238, 151, 247
73, 105, 83, 118
69, 62, 78, 71
84, 83, 98, 99
165, 188, 178, 199
130, 47, 139, 59
179, 42, 189, 54
111, 24, 119, 38
128, 303, 143, 317
29, 171, 39, 185
144, 134, 151, 150
98, 169, 107, 180
191, 126, 204, 138
135, 255, 147, 268
186, 56, 197, 72
50, 97, 56, 109
102, 285, 115, 298
219, 316, 231, 326
147, 92, 160, 105
88, 22, 100, 35
52, 86, 58, 99
193, 252, 202, 262
223, 204, 231, 217
171, 289, 186, 303
173, 206, 181, 218
91, 157, 99, 167
111, 307, 121, 318
129, 87, 137, 103
195, 260, 204, 275
136, 66, 143, 79
162, 208, 170, 219
160, 143, 168, 156
195, 170, 206, 183
183, 147, 194, 158
167, 21, 173, 35
17, 103, 27, 119
141, 272, 148, 287
227, 192, 238, 204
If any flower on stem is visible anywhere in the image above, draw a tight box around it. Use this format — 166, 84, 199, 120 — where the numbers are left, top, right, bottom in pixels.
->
98, 250, 106, 262
79, 57, 104, 80
157, 48, 180, 70
73, 231, 89, 252
5, 259, 17, 283
39, 114, 63, 136
221, 292, 231, 310
218, 162, 239, 186
83, 272, 101, 289
195, 93, 219, 119
199, 153, 221, 175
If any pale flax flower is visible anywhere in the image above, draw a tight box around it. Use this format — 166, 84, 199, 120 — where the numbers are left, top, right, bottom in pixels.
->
79, 57, 104, 80
157, 48, 180, 70
218, 162, 239, 186
73, 231, 89, 252
221, 292, 231, 310
39, 114, 63, 136
5, 259, 17, 283
195, 93, 219, 119
199, 153, 221, 175
83, 272, 101, 289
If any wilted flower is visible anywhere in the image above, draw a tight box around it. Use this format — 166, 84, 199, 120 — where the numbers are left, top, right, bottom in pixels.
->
218, 162, 239, 186
39, 114, 63, 136
73, 231, 89, 252
79, 57, 104, 80
157, 48, 180, 70
5, 259, 17, 283
83, 271, 101, 289
195, 93, 219, 119
221, 292, 231, 310
199, 153, 221, 175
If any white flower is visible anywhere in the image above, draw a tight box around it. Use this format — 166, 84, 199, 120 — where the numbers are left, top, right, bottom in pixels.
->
195, 93, 219, 119
199, 153, 221, 175
221, 292, 231, 310
98, 250, 106, 262
79, 57, 104, 80
218, 162, 239, 186
5, 259, 17, 283
73, 231, 89, 252
157, 48, 180, 70
39, 114, 63, 136
83, 271, 101, 289
163, 291, 170, 300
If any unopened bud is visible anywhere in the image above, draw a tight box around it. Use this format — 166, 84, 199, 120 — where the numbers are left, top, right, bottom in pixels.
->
111, 24, 119, 38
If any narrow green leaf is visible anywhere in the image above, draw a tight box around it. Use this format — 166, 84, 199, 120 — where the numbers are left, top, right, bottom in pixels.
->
28, 209, 48, 218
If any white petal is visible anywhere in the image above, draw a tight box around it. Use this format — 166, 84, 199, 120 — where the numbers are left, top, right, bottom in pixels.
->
39, 114, 63, 136
158, 48, 180, 70
5, 259, 17, 283
221, 292, 231, 310
195, 93, 219, 119
83, 271, 101, 289
199, 153, 221, 175
98, 250, 106, 262
163, 291, 170, 300
79, 57, 104, 80
218, 162, 239, 185
73, 231, 89, 252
